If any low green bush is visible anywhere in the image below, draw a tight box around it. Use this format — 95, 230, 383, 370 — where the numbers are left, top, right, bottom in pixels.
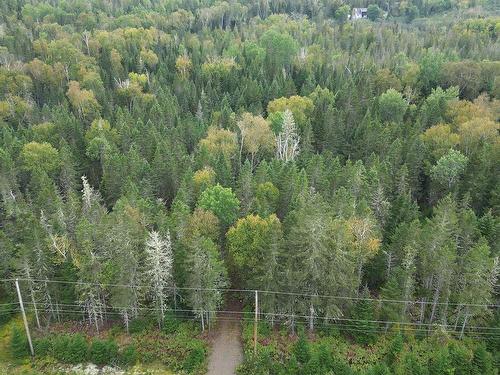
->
182, 341, 206, 372
129, 317, 154, 334
162, 312, 180, 334
0, 303, 14, 326
33, 337, 52, 357
293, 333, 310, 364
50, 334, 88, 364
10, 326, 28, 359
88, 338, 118, 366
119, 344, 138, 366
66, 334, 88, 364
51, 335, 71, 362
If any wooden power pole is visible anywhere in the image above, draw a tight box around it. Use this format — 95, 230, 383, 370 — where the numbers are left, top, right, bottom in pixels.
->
15, 278, 34, 356
254, 290, 258, 354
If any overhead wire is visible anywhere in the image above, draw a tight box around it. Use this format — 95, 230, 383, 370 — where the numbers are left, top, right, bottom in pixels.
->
5, 277, 500, 309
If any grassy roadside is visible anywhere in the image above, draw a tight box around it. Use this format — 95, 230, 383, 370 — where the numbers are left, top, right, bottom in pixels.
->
0, 315, 205, 375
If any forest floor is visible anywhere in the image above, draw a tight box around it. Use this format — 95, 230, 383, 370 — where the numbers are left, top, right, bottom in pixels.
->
206, 299, 243, 375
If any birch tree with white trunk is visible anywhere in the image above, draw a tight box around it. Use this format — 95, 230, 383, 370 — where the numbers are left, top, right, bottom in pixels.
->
276, 109, 300, 162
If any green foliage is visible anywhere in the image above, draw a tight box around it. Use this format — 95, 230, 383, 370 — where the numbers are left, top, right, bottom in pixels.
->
51, 334, 88, 364
0, 2, 498, 374
293, 333, 311, 364
367, 4, 382, 21
88, 339, 118, 366
418, 51, 446, 95
430, 149, 468, 188
260, 30, 298, 75
162, 312, 181, 335
379, 89, 408, 123
197, 184, 240, 227
10, 327, 28, 360
349, 293, 377, 345
335, 5, 351, 23
129, 317, 155, 334
420, 86, 459, 128
472, 344, 495, 375
119, 344, 138, 366
132, 326, 207, 372
182, 341, 206, 372
20, 141, 60, 174
255, 182, 279, 216
366, 363, 392, 375
33, 337, 51, 357
65, 334, 88, 364
0, 303, 14, 326
386, 333, 404, 367
227, 213, 282, 287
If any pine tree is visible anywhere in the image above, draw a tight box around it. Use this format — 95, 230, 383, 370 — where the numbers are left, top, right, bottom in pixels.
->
10, 327, 28, 360
293, 332, 310, 364
349, 287, 377, 345
472, 343, 494, 375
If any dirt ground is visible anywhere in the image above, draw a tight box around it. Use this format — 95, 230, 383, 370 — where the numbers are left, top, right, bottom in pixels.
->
206, 301, 243, 375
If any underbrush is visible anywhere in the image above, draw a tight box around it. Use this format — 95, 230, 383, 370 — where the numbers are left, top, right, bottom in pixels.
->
2, 315, 208, 375
237, 320, 497, 375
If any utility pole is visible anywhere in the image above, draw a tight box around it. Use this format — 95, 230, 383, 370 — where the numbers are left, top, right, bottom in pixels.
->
254, 290, 258, 354
15, 278, 34, 356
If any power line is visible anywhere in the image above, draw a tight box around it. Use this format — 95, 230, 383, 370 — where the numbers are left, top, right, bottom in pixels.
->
3, 277, 499, 338
6, 278, 500, 309
21, 306, 500, 338
25, 302, 500, 332
20, 302, 500, 336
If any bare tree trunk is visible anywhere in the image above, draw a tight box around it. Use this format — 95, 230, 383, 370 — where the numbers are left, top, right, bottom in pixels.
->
419, 298, 426, 324
460, 312, 468, 339
453, 305, 463, 330
56, 302, 61, 323
124, 310, 129, 334
309, 303, 314, 332
428, 283, 441, 331
29, 285, 41, 329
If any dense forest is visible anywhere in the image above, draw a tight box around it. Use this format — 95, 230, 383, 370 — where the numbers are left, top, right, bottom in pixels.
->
0, 0, 499, 374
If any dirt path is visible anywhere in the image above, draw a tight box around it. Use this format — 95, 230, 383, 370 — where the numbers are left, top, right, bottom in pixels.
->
207, 301, 243, 375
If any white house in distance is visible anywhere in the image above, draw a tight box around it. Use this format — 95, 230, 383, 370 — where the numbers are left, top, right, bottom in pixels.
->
351, 7, 368, 19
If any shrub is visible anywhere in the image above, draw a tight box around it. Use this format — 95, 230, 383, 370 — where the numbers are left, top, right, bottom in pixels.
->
293, 333, 310, 364
33, 337, 52, 357
88, 339, 118, 366
162, 312, 180, 334
236, 349, 275, 375
472, 344, 494, 375
119, 344, 138, 367
366, 363, 392, 375
10, 326, 28, 359
385, 333, 404, 367
330, 357, 353, 375
428, 347, 451, 375
51, 335, 71, 362
317, 343, 334, 370
0, 303, 13, 326
67, 334, 88, 364
51, 334, 88, 364
303, 354, 322, 375
129, 317, 154, 334
449, 342, 472, 375
182, 342, 206, 372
